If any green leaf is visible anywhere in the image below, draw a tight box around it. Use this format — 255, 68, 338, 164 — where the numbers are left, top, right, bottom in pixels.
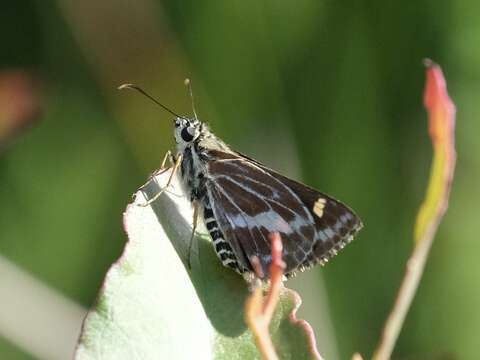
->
75, 169, 321, 360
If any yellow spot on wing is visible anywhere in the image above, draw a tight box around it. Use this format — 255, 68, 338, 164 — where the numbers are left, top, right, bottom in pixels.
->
313, 198, 327, 218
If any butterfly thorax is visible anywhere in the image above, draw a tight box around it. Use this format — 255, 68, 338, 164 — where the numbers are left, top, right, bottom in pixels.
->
174, 117, 231, 201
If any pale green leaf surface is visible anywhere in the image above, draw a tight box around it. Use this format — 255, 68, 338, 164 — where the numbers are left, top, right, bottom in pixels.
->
75, 169, 320, 360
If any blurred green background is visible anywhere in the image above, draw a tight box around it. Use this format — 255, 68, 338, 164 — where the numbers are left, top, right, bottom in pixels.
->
0, 0, 477, 359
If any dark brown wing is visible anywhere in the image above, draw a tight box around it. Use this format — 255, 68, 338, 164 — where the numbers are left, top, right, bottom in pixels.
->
204, 149, 362, 278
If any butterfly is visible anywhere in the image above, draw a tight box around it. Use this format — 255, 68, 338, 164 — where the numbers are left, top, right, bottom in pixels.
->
120, 83, 363, 281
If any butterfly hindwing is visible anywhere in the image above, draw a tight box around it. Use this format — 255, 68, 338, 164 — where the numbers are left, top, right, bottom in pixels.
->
203, 150, 362, 278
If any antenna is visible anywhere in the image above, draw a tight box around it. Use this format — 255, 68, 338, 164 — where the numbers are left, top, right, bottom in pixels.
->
184, 78, 198, 120
118, 83, 185, 119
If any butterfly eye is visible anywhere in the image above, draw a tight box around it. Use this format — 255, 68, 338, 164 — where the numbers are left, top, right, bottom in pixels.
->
181, 127, 194, 142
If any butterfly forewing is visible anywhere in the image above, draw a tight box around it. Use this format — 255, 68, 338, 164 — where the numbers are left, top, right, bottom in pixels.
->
204, 149, 362, 278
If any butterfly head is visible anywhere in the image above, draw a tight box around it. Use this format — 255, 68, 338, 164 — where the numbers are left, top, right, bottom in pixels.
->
174, 117, 202, 149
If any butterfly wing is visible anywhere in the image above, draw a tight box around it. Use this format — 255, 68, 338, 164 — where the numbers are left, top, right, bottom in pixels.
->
203, 149, 362, 278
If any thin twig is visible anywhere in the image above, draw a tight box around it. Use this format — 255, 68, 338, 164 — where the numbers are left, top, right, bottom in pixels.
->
372, 231, 437, 360
245, 233, 286, 360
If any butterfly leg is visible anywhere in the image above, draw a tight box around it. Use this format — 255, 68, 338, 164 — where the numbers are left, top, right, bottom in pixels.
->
186, 201, 199, 269
151, 150, 176, 177
139, 153, 183, 207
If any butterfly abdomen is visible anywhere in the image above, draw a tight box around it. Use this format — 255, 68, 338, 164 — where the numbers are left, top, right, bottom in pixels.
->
203, 201, 244, 274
